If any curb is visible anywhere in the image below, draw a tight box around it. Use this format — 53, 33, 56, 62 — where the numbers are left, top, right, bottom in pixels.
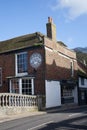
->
46, 105, 87, 113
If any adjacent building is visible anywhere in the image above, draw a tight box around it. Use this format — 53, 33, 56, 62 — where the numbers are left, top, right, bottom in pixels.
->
78, 61, 87, 105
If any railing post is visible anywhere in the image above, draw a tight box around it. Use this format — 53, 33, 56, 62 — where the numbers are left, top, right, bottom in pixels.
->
5, 95, 7, 106
0, 96, 1, 106
8, 95, 11, 106
2, 95, 4, 107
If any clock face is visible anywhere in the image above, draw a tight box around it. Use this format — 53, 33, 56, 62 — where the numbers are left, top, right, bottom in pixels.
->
30, 53, 42, 68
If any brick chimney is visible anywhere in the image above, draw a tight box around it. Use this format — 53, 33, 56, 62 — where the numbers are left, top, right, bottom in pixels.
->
46, 17, 56, 42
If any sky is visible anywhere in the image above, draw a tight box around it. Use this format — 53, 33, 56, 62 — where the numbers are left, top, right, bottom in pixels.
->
0, 0, 87, 49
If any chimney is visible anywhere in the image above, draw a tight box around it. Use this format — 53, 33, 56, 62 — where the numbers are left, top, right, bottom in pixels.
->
83, 60, 86, 66
46, 17, 56, 42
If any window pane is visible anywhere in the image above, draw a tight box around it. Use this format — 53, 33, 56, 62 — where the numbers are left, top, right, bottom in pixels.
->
11, 79, 19, 93
81, 77, 84, 85
17, 52, 28, 74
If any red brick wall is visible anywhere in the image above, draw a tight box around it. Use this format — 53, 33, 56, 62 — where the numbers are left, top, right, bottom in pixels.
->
44, 37, 76, 58
44, 37, 77, 80
0, 47, 45, 94
28, 47, 45, 95
0, 54, 15, 92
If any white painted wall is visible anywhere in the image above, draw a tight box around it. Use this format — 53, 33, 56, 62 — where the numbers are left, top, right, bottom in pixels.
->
79, 77, 87, 88
45, 80, 61, 108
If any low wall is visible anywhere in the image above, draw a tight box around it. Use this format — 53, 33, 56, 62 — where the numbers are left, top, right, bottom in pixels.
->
0, 106, 38, 116
0, 93, 44, 115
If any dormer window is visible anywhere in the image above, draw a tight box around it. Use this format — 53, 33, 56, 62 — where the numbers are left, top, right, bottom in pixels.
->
16, 52, 28, 76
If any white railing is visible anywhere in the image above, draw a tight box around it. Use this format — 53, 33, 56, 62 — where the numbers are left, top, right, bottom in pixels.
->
0, 93, 38, 107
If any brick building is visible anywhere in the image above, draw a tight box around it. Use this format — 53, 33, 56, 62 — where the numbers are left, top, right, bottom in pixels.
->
0, 17, 78, 108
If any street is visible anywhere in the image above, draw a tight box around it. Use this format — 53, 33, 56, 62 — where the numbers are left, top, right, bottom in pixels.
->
0, 106, 87, 130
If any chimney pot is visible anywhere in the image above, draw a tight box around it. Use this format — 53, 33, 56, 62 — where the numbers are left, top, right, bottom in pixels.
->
48, 17, 53, 23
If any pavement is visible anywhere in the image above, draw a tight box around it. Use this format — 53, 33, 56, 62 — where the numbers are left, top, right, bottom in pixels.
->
0, 111, 46, 123
0, 104, 87, 123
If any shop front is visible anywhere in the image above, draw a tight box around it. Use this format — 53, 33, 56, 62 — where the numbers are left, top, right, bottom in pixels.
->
60, 80, 78, 104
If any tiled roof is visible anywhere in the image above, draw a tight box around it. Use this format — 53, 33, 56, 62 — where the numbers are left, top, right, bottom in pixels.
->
0, 32, 44, 53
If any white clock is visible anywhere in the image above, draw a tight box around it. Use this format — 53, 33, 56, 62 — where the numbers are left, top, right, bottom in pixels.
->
30, 53, 42, 69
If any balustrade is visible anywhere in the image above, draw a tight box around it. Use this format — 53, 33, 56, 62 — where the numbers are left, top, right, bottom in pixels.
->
0, 93, 38, 107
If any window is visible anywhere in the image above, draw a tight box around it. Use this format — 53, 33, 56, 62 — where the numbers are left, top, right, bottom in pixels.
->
81, 77, 84, 85
10, 79, 19, 93
0, 68, 2, 86
70, 61, 74, 77
62, 88, 72, 97
22, 79, 33, 95
16, 52, 28, 75
10, 78, 34, 95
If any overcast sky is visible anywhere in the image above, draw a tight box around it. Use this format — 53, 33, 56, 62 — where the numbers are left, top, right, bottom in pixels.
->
0, 0, 87, 49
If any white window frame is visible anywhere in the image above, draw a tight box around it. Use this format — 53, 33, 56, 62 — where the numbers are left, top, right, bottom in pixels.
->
15, 52, 28, 76
0, 68, 2, 86
81, 77, 85, 85
10, 78, 34, 95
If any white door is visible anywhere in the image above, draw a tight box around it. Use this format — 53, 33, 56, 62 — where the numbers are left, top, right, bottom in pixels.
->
46, 80, 61, 108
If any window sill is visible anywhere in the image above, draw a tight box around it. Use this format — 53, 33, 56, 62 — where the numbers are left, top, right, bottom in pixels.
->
16, 72, 28, 77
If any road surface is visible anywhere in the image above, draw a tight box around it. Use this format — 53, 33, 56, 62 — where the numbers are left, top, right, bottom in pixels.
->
0, 106, 87, 130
